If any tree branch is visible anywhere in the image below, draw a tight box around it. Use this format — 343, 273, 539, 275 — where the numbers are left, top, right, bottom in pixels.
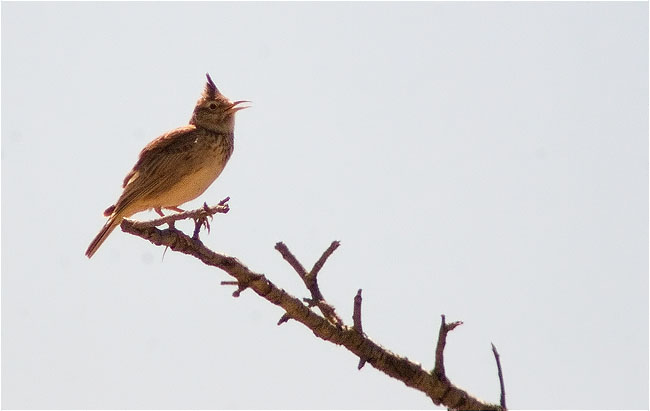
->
119, 204, 504, 410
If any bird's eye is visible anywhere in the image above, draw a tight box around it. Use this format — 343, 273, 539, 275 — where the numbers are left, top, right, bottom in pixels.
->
209, 103, 218, 110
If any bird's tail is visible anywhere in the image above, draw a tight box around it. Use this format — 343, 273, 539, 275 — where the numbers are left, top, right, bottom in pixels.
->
85, 214, 121, 258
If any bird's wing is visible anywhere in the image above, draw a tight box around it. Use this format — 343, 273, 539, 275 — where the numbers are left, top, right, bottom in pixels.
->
122, 125, 198, 188
112, 126, 201, 216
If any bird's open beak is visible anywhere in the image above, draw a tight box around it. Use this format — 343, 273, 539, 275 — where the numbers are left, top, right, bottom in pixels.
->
227, 100, 251, 113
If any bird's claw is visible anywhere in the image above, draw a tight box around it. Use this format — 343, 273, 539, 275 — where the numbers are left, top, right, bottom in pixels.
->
192, 203, 214, 240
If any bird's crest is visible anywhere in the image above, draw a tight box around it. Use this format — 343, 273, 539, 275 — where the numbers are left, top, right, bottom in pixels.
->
203, 73, 220, 99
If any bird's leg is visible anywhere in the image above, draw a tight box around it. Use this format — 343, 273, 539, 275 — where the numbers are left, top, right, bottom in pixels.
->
153, 207, 177, 230
164, 207, 185, 230
192, 202, 213, 240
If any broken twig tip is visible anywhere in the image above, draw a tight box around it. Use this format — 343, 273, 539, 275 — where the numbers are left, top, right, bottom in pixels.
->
277, 313, 291, 325
358, 358, 367, 370
352, 288, 364, 333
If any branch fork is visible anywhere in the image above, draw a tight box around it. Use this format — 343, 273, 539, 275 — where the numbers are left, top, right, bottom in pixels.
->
274, 241, 344, 326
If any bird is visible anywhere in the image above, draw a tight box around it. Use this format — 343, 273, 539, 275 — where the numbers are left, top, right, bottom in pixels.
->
85, 74, 249, 258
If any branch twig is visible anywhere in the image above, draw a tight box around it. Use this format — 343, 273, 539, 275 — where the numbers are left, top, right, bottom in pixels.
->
274, 242, 307, 278
353, 289, 366, 369
492, 343, 507, 410
433, 315, 463, 383
309, 240, 340, 278
352, 289, 363, 333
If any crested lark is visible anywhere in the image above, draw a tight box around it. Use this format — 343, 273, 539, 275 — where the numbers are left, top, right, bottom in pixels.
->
86, 74, 249, 258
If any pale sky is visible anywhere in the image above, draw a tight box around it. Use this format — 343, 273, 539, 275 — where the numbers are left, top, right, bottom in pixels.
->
2, 2, 648, 409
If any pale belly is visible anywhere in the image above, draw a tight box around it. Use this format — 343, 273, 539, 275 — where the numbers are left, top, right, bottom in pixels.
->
155, 161, 227, 208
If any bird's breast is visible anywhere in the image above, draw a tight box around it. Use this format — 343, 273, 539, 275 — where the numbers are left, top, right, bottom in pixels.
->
156, 133, 233, 207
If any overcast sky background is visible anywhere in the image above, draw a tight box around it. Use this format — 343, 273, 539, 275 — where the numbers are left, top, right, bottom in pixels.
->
2, 2, 648, 409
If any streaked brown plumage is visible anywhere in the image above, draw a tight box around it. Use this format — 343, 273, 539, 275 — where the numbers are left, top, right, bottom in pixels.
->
86, 74, 249, 258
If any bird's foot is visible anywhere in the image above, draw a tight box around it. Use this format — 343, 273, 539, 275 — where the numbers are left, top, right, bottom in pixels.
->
192, 202, 214, 240
155, 206, 184, 217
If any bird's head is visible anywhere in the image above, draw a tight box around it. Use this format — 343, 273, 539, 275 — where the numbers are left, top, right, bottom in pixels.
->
190, 73, 250, 133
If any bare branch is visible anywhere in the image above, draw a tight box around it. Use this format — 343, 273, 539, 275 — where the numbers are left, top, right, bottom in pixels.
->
491, 343, 507, 410
120, 206, 503, 411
